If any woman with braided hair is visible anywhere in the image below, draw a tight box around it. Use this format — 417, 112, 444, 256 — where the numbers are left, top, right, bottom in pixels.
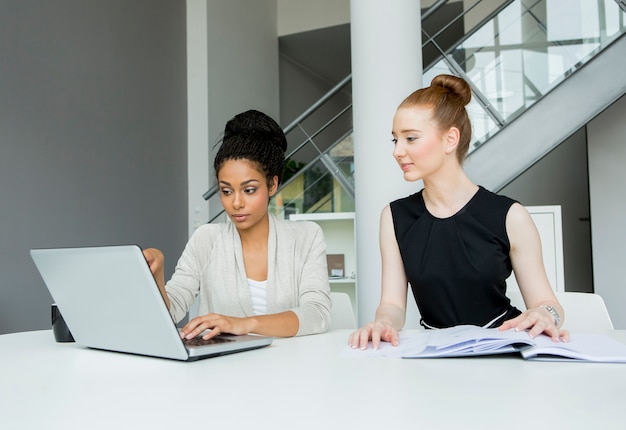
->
144, 110, 330, 340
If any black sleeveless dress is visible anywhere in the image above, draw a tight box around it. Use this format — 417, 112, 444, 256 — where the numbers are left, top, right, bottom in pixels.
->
390, 186, 522, 329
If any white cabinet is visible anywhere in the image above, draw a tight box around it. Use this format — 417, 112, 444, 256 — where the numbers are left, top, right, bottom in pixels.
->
289, 212, 357, 319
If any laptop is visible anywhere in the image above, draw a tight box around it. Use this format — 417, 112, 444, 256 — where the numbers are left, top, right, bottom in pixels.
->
30, 245, 272, 361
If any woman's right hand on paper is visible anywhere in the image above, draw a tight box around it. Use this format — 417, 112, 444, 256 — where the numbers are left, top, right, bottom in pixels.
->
348, 320, 400, 351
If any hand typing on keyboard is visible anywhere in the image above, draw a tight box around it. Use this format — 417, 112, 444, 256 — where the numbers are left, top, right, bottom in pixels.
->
179, 313, 255, 341
183, 335, 234, 347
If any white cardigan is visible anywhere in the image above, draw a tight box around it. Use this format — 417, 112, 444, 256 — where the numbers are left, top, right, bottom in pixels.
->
165, 214, 331, 336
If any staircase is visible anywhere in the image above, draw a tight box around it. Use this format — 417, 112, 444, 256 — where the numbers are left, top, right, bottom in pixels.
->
204, 0, 626, 220
466, 31, 626, 190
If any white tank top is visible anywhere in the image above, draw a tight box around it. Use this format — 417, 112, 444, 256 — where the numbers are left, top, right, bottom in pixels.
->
248, 278, 268, 315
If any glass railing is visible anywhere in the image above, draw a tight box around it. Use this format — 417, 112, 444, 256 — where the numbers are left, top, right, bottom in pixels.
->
207, 0, 626, 221
273, 0, 516, 218
270, 135, 355, 219
421, 0, 516, 70
205, 0, 512, 220
280, 0, 626, 217
425, 0, 626, 151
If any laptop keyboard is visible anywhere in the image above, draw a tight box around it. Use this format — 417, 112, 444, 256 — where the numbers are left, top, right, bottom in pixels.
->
183, 335, 235, 347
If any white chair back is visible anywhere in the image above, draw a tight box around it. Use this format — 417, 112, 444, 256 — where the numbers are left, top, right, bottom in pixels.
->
507, 291, 614, 331
330, 292, 356, 330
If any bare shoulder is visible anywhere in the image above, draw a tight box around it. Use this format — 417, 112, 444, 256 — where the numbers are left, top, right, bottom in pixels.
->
379, 204, 399, 246
380, 204, 393, 222
506, 202, 534, 227
506, 202, 540, 248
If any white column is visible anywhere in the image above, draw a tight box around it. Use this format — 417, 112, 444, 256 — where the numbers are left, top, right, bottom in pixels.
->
187, 0, 210, 237
350, 0, 423, 327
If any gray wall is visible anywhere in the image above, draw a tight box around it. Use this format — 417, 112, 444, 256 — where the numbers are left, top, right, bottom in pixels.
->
0, 0, 188, 334
588, 93, 626, 329
501, 127, 593, 294
501, 95, 626, 328
204, 0, 280, 221
278, 24, 352, 163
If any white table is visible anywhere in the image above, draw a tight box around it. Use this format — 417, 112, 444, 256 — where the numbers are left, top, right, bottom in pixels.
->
2, 329, 626, 430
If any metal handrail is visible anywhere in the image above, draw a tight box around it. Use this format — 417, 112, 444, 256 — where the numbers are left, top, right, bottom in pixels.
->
203, 75, 353, 202
207, 131, 354, 223
422, 0, 449, 20
204, 0, 619, 210
203, 0, 462, 203
283, 74, 352, 134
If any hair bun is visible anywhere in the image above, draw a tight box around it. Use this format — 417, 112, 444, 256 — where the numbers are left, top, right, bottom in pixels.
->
431, 74, 471, 106
224, 109, 287, 153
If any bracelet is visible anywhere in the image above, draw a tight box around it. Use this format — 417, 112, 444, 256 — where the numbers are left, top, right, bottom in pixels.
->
540, 305, 561, 327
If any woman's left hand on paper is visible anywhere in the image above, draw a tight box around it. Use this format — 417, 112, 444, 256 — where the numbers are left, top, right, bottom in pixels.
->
499, 308, 569, 342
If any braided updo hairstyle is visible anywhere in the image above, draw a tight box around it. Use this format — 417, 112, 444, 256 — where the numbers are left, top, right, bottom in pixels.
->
399, 74, 472, 162
213, 109, 288, 188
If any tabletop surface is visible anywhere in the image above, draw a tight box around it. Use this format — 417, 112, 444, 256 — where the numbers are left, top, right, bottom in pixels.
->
2, 329, 626, 430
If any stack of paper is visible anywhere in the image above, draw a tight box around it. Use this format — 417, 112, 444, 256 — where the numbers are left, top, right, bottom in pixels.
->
345, 325, 626, 363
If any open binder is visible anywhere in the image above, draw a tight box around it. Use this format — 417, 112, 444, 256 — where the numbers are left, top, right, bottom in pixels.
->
399, 325, 626, 362
344, 325, 626, 363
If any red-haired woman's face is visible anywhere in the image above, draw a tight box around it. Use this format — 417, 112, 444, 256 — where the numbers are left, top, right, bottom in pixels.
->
391, 106, 452, 182
218, 159, 277, 231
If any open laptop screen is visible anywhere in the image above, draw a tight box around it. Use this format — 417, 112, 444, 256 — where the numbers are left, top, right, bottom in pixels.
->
30, 245, 271, 361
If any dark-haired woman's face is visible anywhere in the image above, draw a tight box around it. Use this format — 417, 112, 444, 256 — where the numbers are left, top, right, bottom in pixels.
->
217, 159, 277, 231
